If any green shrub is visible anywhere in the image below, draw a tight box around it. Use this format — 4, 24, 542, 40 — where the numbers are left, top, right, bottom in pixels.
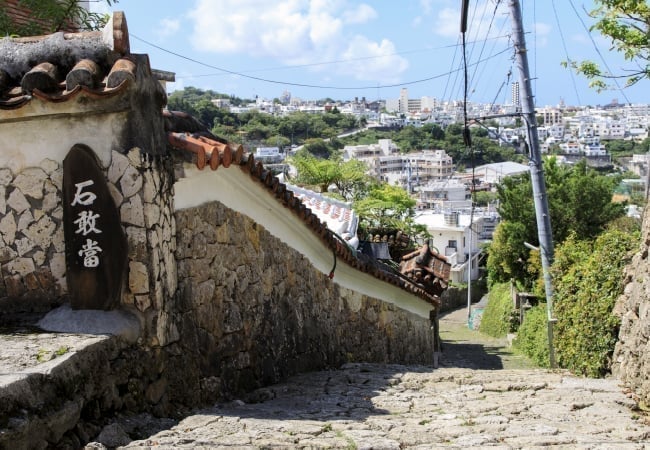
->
552, 230, 639, 377
479, 282, 515, 337
513, 304, 550, 367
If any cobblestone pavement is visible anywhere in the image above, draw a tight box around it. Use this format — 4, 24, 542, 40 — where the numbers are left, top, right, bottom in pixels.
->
108, 308, 650, 449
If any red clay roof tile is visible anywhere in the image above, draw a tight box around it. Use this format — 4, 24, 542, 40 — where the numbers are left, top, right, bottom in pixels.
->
0, 12, 137, 110
168, 131, 447, 308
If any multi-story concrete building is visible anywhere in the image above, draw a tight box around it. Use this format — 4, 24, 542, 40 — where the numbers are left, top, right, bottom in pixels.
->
537, 106, 563, 125
417, 178, 471, 210
628, 154, 650, 178
414, 210, 498, 283
343, 141, 454, 190
407, 150, 454, 185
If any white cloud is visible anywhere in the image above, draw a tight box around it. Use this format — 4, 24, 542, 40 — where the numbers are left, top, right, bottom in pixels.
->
419, 0, 434, 15
339, 36, 409, 83
342, 4, 377, 24
157, 18, 180, 39
433, 7, 460, 38
187, 0, 407, 83
533, 22, 551, 47
433, 3, 509, 41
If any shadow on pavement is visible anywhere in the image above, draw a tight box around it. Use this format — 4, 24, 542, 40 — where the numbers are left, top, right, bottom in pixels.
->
437, 341, 505, 370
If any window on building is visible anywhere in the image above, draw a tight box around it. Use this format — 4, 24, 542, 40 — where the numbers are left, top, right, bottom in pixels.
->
448, 240, 457, 249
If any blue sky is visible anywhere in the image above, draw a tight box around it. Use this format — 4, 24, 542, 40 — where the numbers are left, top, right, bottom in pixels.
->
95, 0, 649, 107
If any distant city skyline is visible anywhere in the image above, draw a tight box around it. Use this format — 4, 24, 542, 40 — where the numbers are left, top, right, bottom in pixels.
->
96, 1, 649, 107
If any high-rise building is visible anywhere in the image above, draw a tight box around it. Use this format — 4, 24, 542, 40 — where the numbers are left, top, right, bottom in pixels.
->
511, 82, 521, 111
399, 88, 409, 114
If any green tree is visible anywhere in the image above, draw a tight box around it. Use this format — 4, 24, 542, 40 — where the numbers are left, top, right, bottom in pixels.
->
485, 221, 531, 287
289, 150, 369, 201
354, 183, 421, 235
480, 282, 517, 337
513, 304, 551, 367
302, 139, 332, 159
566, 0, 649, 89
0, 0, 117, 35
487, 158, 626, 288
472, 190, 497, 207
550, 230, 639, 376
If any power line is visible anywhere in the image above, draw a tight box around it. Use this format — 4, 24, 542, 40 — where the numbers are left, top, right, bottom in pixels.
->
567, 0, 631, 104
550, 0, 582, 105
441, 35, 462, 103
131, 32, 511, 92
172, 35, 511, 80
466, 0, 494, 90
468, 1, 509, 99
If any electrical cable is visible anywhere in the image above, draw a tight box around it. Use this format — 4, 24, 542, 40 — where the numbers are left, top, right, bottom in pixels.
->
131, 32, 511, 92
173, 35, 511, 80
441, 35, 462, 103
467, 2, 511, 103
567, 0, 631, 104
550, 0, 582, 105
466, 0, 495, 92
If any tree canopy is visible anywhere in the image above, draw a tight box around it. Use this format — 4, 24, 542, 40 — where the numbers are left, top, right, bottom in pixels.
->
567, 0, 649, 90
288, 149, 369, 201
354, 182, 427, 240
487, 158, 626, 289
0, 0, 117, 36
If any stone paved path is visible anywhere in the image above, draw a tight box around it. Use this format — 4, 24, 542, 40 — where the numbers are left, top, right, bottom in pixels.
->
104, 307, 650, 449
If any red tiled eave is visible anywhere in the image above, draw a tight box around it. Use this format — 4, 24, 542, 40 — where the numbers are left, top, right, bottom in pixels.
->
168, 132, 444, 309
0, 12, 135, 111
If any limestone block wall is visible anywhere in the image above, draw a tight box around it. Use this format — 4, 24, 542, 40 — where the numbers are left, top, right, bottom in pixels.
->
106, 149, 176, 344
1, 159, 67, 310
171, 201, 436, 404
0, 147, 176, 333
612, 207, 650, 406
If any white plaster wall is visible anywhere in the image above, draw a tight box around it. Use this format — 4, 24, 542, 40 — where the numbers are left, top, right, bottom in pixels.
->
174, 165, 432, 319
0, 111, 128, 173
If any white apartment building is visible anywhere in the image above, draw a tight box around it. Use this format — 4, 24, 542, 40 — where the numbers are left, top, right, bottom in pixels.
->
559, 141, 581, 154
578, 122, 595, 138
537, 107, 563, 125
579, 136, 607, 156
471, 162, 530, 184
628, 154, 650, 178
343, 138, 398, 161
408, 150, 454, 184
417, 178, 471, 210
385, 88, 442, 115
343, 141, 454, 190
548, 123, 566, 140
594, 119, 626, 140
414, 211, 492, 283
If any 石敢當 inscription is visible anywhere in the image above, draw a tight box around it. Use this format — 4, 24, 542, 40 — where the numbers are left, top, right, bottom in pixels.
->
63, 144, 127, 310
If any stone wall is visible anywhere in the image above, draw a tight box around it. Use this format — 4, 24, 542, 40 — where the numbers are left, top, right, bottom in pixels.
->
0, 336, 170, 450
0, 159, 65, 315
0, 147, 176, 336
169, 201, 436, 404
612, 206, 650, 406
107, 149, 177, 345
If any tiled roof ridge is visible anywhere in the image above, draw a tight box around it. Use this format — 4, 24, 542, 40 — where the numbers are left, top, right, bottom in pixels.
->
168, 131, 441, 307
0, 12, 135, 110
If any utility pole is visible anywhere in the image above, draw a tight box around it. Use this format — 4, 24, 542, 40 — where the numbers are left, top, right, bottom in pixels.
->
508, 0, 557, 367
